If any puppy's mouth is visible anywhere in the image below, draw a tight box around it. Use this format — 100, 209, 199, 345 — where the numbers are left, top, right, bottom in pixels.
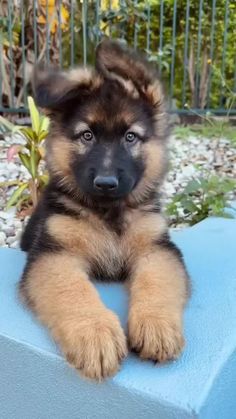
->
89, 186, 134, 201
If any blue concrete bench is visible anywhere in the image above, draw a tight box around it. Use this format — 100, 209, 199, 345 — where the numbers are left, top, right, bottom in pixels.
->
0, 217, 236, 419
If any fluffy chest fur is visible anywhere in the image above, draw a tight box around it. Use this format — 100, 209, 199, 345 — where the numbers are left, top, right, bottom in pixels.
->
46, 207, 167, 281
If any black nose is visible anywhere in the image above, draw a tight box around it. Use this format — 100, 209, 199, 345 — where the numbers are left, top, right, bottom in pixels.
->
93, 175, 119, 192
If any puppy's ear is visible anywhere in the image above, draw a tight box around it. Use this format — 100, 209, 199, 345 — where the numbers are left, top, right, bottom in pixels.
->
95, 40, 164, 109
32, 66, 100, 114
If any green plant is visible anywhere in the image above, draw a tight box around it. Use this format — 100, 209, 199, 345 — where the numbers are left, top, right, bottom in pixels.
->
146, 44, 173, 73
182, 66, 236, 144
166, 175, 236, 226
0, 96, 49, 210
170, 68, 236, 226
173, 125, 198, 140
196, 122, 236, 143
173, 122, 236, 144
1, 1, 236, 112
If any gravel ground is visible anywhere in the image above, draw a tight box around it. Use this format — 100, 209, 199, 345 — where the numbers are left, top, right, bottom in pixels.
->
0, 131, 236, 248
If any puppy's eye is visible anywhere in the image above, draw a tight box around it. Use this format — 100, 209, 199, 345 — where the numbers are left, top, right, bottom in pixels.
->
125, 132, 137, 143
81, 131, 93, 142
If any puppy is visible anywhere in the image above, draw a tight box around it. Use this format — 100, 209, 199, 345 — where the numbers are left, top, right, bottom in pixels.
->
19, 40, 190, 380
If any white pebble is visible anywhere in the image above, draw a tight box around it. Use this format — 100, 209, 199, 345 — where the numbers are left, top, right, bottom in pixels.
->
10, 241, 19, 249
0, 208, 16, 220
3, 226, 15, 236
13, 220, 22, 229
6, 236, 17, 245
0, 231, 6, 246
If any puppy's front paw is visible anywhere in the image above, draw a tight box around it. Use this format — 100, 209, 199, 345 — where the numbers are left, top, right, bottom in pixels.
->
57, 309, 127, 380
128, 308, 184, 362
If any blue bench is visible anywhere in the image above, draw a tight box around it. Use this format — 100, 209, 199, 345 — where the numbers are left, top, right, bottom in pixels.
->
0, 217, 236, 419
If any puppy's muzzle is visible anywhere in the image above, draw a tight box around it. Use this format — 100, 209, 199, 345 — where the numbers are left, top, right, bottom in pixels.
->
93, 175, 119, 192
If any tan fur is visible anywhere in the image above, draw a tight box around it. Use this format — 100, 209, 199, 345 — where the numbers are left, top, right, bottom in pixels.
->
127, 139, 167, 205
47, 210, 167, 270
99, 70, 140, 99
45, 211, 187, 364
22, 41, 189, 380
129, 122, 146, 137
129, 140, 142, 159
74, 121, 91, 134
56, 196, 87, 216
128, 248, 188, 361
46, 134, 74, 178
96, 40, 167, 115
21, 252, 127, 380
123, 211, 167, 256
47, 214, 123, 277
22, 205, 187, 375
113, 76, 140, 99
66, 68, 102, 89
81, 101, 143, 130
47, 129, 168, 208
34, 67, 102, 117
46, 133, 88, 188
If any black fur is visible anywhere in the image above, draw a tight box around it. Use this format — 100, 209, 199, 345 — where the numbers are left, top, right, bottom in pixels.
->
21, 41, 169, 282
155, 233, 191, 297
155, 233, 184, 260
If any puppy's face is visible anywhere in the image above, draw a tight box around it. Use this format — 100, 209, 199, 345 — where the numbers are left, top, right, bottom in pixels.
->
58, 80, 157, 201
33, 41, 169, 205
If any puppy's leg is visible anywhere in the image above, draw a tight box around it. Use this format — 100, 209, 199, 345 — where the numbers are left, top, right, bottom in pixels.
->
20, 252, 127, 380
128, 241, 189, 362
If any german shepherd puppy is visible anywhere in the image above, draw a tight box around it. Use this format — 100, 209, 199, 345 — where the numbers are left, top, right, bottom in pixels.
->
19, 40, 189, 380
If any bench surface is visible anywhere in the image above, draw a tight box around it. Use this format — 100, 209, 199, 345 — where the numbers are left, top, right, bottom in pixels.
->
0, 217, 236, 419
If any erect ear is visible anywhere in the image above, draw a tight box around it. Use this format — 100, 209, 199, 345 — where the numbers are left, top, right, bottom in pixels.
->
95, 40, 165, 109
32, 66, 101, 114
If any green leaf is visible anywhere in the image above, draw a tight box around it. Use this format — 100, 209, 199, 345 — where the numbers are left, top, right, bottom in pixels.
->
0, 115, 15, 132
184, 179, 200, 194
29, 146, 37, 179
28, 96, 40, 135
6, 183, 28, 209
181, 198, 199, 213
12, 125, 25, 133
39, 115, 50, 134
0, 179, 22, 188
15, 193, 31, 209
15, 126, 35, 143
39, 174, 49, 186
165, 202, 178, 216
199, 177, 210, 192
38, 130, 49, 142
19, 152, 32, 174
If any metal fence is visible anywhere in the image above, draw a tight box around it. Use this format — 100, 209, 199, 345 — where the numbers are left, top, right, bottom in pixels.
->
0, 0, 236, 116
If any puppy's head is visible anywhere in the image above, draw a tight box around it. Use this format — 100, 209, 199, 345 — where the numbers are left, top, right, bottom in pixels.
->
33, 40, 169, 206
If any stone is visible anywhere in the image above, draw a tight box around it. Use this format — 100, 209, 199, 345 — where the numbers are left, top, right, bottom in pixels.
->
6, 236, 17, 245
0, 232, 6, 246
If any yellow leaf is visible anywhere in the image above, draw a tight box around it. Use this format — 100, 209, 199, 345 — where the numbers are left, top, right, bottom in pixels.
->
28, 96, 40, 135
100, 0, 119, 35
38, 146, 46, 159
101, 0, 119, 10
39, 0, 55, 6
38, 3, 69, 34
61, 5, 69, 24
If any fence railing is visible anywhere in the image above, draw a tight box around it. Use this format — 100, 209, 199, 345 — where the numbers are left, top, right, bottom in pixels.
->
0, 0, 236, 115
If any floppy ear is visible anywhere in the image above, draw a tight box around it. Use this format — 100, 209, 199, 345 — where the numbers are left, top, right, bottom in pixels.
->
95, 40, 164, 109
32, 67, 100, 114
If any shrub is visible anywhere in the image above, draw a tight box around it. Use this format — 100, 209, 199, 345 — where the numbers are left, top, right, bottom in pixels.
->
1, 97, 49, 210
1, 1, 235, 112
166, 175, 236, 226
